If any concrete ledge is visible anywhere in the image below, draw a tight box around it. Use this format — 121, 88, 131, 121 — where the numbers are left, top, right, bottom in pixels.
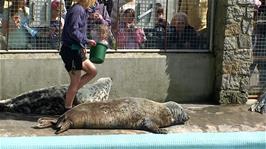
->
0, 53, 215, 103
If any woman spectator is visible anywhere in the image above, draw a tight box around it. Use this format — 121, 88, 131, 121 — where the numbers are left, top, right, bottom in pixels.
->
167, 12, 199, 49
1, 0, 30, 49
178, 0, 208, 32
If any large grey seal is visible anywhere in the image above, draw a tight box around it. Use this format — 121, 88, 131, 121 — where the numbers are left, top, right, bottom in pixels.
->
249, 92, 266, 114
0, 77, 112, 115
34, 97, 189, 134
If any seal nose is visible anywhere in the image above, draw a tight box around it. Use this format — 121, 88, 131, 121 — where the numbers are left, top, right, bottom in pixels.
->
182, 112, 189, 122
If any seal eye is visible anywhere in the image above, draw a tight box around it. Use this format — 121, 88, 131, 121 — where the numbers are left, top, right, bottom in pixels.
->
171, 118, 175, 123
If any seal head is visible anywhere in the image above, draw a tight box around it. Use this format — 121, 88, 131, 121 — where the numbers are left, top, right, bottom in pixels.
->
164, 101, 189, 124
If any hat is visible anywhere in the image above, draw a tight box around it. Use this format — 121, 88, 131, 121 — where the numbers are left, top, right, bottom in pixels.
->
51, 0, 60, 10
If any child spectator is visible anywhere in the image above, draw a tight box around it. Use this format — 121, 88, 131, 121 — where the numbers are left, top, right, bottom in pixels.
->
110, 0, 133, 34
152, 3, 169, 48
49, 0, 66, 48
98, 24, 110, 44
155, 5, 168, 30
117, 8, 146, 49
87, 0, 111, 44
167, 12, 199, 49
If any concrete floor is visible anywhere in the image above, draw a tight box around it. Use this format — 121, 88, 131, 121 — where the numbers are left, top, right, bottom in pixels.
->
0, 103, 265, 137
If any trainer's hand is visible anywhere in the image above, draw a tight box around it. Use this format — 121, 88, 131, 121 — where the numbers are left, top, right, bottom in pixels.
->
82, 48, 87, 55
88, 40, 96, 47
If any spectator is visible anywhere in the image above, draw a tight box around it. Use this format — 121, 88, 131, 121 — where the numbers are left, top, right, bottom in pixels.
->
49, 0, 65, 48
167, 12, 199, 49
253, 0, 262, 10
98, 24, 110, 44
178, 0, 208, 32
65, 0, 73, 10
0, 0, 6, 50
0, 0, 4, 14
155, 4, 169, 30
252, 0, 264, 56
98, 0, 113, 16
117, 8, 146, 49
110, 0, 133, 33
1, 0, 31, 49
150, 3, 169, 48
87, 0, 111, 43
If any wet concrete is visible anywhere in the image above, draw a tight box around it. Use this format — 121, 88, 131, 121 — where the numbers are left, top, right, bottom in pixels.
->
0, 103, 265, 137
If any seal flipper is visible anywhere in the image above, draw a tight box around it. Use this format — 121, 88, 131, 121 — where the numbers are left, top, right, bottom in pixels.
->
55, 115, 73, 134
33, 117, 58, 129
142, 118, 168, 134
261, 105, 266, 114
55, 119, 72, 134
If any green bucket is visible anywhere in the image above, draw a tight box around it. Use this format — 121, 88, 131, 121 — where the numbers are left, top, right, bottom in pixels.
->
89, 42, 108, 64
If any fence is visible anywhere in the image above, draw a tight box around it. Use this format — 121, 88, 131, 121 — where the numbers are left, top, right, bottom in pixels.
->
0, 0, 212, 52
250, 1, 266, 96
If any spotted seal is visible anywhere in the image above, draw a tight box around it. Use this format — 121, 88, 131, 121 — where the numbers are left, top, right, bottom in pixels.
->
249, 92, 266, 114
34, 97, 189, 134
0, 77, 112, 115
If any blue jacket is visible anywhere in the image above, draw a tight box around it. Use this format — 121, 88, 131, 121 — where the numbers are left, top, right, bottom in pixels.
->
61, 4, 89, 48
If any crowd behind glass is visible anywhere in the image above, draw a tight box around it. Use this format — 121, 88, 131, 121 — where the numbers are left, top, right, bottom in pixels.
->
0, 0, 210, 50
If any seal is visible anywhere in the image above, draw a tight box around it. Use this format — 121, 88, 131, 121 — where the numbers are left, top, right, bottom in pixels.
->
0, 77, 112, 115
34, 97, 189, 134
249, 92, 266, 114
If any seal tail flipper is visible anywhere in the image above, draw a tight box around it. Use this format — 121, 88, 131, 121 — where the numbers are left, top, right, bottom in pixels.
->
33, 117, 58, 129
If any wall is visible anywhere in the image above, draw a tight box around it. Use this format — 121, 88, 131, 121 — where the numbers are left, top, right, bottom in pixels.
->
0, 53, 215, 103
214, 0, 254, 104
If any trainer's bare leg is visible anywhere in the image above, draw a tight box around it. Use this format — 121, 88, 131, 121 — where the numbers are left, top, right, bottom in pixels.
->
65, 60, 97, 109
78, 59, 97, 89
65, 70, 81, 109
